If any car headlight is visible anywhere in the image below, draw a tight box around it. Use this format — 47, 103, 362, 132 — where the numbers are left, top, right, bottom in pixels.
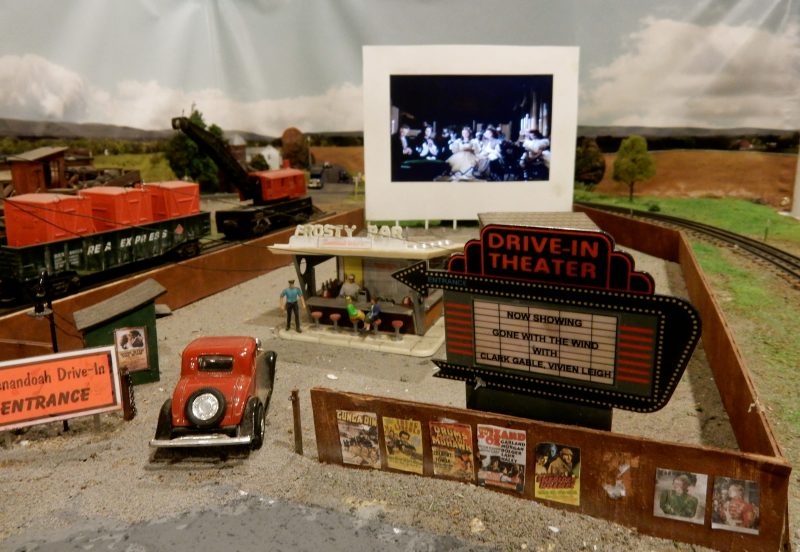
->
190, 392, 220, 421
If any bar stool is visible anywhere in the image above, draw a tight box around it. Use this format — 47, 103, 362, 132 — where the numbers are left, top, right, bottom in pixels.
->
329, 313, 341, 332
311, 311, 323, 330
391, 320, 404, 341
372, 318, 382, 336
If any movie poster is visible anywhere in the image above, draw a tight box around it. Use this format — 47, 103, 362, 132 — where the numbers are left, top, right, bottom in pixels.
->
429, 420, 474, 481
534, 442, 581, 506
114, 326, 148, 373
336, 410, 381, 469
653, 468, 708, 524
382, 416, 424, 474
476, 424, 526, 493
711, 477, 760, 534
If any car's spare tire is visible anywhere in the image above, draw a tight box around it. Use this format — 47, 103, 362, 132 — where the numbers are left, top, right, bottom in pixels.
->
185, 387, 226, 428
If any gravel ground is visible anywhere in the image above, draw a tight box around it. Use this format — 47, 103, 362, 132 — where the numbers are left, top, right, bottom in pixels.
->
1, 245, 732, 552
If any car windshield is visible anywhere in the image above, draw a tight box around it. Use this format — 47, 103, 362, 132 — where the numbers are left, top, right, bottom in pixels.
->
198, 355, 234, 372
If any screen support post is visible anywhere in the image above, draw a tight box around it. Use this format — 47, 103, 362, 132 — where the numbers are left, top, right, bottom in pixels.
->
465, 384, 613, 430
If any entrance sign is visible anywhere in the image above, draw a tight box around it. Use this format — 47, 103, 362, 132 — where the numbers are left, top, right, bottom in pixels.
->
0, 346, 121, 431
394, 224, 700, 412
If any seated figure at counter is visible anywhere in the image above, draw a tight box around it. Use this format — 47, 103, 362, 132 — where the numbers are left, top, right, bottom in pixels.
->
338, 274, 361, 298
345, 296, 366, 329
364, 297, 382, 332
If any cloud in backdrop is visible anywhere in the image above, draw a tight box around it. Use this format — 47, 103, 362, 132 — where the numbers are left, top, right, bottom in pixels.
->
0, 16, 797, 133
580, 17, 800, 129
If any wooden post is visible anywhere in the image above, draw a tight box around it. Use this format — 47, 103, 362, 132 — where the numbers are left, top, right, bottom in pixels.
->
120, 370, 136, 421
290, 389, 303, 455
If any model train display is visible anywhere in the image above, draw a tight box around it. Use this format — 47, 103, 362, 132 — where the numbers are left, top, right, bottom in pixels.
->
0, 118, 319, 305
170, 116, 315, 239
0, 183, 211, 304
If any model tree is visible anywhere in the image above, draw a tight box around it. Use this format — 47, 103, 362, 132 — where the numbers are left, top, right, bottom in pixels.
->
613, 135, 655, 202
248, 153, 269, 171
574, 137, 606, 188
165, 107, 225, 192
281, 127, 310, 169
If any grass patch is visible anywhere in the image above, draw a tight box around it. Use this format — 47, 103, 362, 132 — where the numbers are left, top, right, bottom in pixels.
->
575, 191, 800, 247
690, 241, 800, 436
94, 153, 176, 182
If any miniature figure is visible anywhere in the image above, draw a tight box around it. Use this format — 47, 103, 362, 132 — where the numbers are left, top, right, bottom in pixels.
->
280, 279, 305, 332
338, 273, 360, 298
345, 296, 366, 328
364, 296, 382, 331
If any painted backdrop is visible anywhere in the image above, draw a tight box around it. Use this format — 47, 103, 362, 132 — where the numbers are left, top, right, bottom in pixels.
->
0, 0, 797, 135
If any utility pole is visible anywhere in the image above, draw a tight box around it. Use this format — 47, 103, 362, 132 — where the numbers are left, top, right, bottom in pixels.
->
28, 271, 67, 432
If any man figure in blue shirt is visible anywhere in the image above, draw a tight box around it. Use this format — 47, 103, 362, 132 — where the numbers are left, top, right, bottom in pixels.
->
364, 297, 382, 332
280, 279, 306, 332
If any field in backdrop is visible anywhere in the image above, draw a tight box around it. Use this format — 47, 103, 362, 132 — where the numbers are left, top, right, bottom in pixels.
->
313, 147, 796, 209
593, 150, 795, 208
96, 148, 795, 209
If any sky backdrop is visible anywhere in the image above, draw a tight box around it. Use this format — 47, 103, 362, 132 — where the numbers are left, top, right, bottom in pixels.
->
0, 0, 797, 135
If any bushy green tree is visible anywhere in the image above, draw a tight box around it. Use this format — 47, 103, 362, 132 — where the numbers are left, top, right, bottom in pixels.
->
612, 135, 655, 202
574, 137, 606, 188
164, 107, 223, 192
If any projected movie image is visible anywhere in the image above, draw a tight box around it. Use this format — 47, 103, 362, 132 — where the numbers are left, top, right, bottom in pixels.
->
390, 75, 553, 183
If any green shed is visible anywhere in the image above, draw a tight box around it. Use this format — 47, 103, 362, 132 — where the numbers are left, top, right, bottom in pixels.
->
73, 279, 166, 385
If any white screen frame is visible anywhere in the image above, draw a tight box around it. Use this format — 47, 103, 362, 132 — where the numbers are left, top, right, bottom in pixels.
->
364, 45, 579, 222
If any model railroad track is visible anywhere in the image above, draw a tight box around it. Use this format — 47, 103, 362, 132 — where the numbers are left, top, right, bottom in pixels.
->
576, 201, 800, 285
0, 225, 303, 318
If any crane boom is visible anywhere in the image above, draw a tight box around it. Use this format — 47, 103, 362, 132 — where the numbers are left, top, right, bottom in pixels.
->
171, 116, 260, 201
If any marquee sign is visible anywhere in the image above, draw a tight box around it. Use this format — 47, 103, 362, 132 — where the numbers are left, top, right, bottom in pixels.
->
394, 224, 701, 412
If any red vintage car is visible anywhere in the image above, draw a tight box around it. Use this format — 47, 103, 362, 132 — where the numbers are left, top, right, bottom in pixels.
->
150, 336, 275, 449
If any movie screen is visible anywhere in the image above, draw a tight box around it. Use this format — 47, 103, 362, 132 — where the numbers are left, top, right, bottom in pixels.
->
389, 75, 553, 183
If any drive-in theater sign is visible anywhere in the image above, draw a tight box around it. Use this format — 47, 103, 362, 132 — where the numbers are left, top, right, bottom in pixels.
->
394, 224, 701, 413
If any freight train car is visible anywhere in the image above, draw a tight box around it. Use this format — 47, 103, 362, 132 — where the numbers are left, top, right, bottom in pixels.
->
0, 185, 210, 304
0, 212, 210, 303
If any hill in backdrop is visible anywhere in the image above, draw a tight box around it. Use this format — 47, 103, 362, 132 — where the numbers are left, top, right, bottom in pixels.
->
0, 117, 277, 143
0, 117, 795, 151
577, 125, 796, 138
